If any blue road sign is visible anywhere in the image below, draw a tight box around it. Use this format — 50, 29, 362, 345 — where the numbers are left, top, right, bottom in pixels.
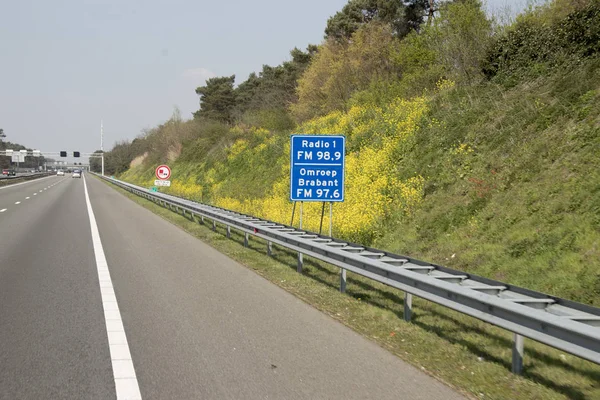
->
290, 135, 345, 202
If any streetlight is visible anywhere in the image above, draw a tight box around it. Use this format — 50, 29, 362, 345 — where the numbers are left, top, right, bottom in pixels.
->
101, 120, 104, 176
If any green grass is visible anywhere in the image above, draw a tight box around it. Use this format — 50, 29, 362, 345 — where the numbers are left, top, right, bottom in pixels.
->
378, 58, 600, 305
121, 129, 290, 204
99, 175, 600, 400
121, 58, 600, 307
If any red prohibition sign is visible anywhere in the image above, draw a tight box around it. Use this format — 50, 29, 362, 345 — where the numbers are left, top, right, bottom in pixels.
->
155, 165, 171, 180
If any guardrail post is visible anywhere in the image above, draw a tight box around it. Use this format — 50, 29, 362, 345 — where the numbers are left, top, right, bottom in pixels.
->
340, 268, 347, 293
512, 333, 524, 374
244, 233, 249, 247
212, 220, 216, 231
267, 241, 273, 256
404, 293, 413, 322
200, 216, 204, 224
226, 225, 231, 239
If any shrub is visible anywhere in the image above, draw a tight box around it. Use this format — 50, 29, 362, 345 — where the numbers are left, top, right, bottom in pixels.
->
483, 0, 600, 79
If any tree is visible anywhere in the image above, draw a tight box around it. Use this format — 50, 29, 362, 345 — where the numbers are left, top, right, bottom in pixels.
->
431, 0, 492, 82
292, 23, 402, 121
226, 45, 317, 129
234, 72, 261, 114
193, 75, 237, 123
234, 46, 317, 114
324, 0, 432, 41
104, 140, 134, 175
89, 150, 103, 173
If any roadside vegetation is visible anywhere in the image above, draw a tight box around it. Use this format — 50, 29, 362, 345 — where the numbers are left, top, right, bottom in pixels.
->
98, 0, 600, 397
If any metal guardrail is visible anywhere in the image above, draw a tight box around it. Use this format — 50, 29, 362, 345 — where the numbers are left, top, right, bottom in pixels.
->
95, 173, 600, 374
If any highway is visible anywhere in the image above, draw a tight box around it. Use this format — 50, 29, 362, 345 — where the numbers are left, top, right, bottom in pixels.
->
0, 174, 464, 400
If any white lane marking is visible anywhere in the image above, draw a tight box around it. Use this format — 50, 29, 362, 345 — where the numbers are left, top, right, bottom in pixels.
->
0, 175, 53, 190
82, 175, 142, 400
39, 190, 42, 192
15, 201, 20, 205
25, 197, 30, 200
33, 193, 37, 196
0, 209, 6, 212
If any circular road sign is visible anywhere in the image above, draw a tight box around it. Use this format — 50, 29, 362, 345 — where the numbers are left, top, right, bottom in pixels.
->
155, 165, 171, 180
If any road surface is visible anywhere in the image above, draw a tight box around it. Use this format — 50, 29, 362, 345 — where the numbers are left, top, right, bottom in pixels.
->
0, 174, 465, 399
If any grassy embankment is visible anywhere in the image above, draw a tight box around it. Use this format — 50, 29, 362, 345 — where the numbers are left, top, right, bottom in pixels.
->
111, 57, 600, 399
122, 57, 600, 306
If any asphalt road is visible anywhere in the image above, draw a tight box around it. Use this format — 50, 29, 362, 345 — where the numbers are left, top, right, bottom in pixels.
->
0, 174, 465, 400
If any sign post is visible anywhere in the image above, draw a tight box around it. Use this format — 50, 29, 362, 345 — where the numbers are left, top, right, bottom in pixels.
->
290, 134, 345, 280
154, 164, 171, 188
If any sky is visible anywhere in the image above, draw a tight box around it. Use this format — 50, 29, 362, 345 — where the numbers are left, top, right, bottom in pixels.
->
0, 0, 529, 157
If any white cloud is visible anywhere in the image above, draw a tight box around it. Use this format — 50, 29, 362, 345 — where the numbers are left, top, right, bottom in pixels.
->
181, 68, 217, 87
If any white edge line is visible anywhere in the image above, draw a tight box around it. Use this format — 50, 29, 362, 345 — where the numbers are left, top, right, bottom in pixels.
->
82, 175, 142, 400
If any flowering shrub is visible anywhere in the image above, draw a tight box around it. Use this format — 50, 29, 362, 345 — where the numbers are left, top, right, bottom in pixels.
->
213, 96, 429, 244
169, 177, 203, 202
122, 96, 430, 245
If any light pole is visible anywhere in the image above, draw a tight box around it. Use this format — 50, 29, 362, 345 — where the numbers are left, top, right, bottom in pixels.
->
101, 120, 105, 176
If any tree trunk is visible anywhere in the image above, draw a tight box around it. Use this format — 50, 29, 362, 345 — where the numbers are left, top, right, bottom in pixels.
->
428, 0, 436, 25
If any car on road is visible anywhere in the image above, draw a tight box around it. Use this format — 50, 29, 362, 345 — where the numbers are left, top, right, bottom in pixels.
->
2, 169, 16, 176
56, 170, 65, 176
72, 169, 81, 178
